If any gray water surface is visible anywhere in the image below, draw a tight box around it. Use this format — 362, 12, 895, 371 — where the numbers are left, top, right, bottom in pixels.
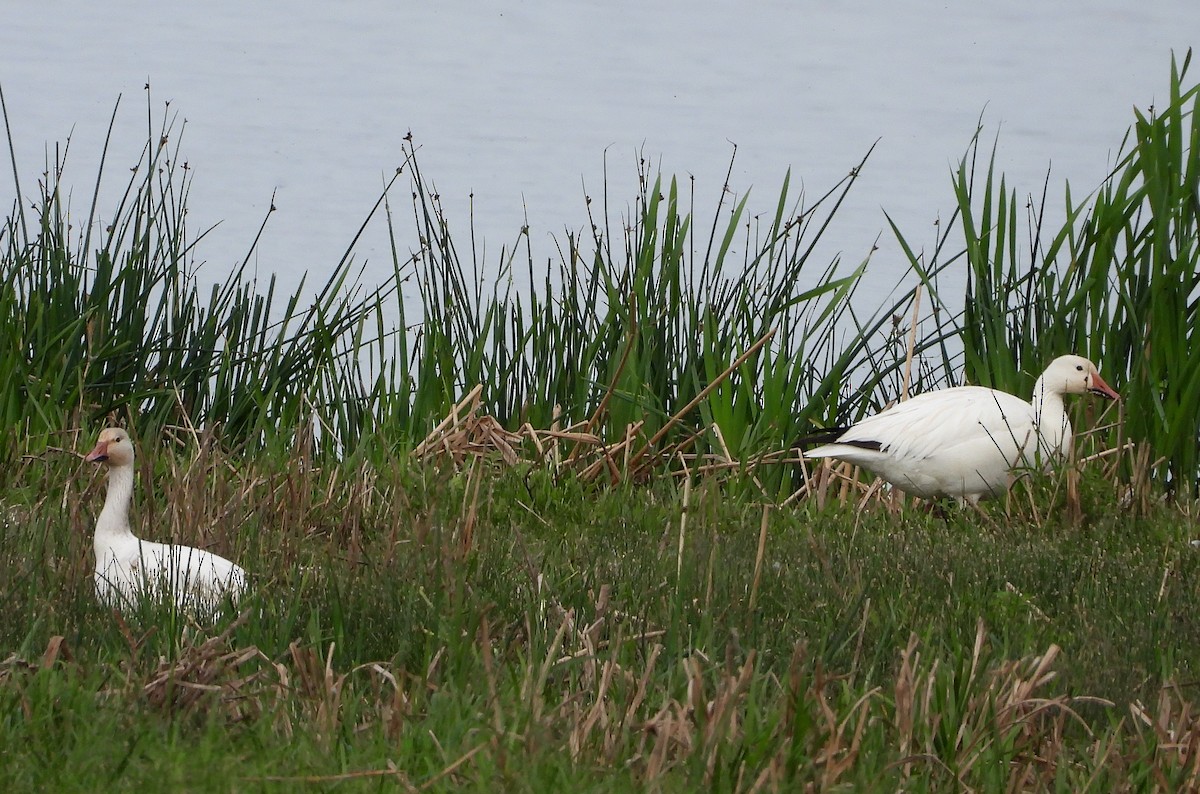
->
3, 2, 1194, 311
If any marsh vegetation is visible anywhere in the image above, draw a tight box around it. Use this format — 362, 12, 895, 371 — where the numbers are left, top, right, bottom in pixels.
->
0, 54, 1197, 790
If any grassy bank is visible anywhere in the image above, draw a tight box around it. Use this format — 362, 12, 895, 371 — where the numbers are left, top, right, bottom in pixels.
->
1, 53, 1199, 791
3, 447, 1200, 790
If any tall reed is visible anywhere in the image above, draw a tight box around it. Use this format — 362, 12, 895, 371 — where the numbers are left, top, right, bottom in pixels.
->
0, 91, 393, 456
4, 87, 933, 486
396, 141, 958, 493
3, 54, 1196, 494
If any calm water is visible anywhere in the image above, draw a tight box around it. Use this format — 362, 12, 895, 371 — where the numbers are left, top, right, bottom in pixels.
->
3, 2, 1195, 312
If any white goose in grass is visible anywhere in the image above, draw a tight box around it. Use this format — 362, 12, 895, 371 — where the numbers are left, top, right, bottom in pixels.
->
804, 355, 1120, 504
85, 427, 247, 612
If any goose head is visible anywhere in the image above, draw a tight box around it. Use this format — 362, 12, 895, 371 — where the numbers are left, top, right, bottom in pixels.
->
1041, 355, 1120, 400
85, 427, 136, 468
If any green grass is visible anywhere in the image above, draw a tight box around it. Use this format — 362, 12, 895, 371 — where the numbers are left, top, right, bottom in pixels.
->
4, 444, 1200, 790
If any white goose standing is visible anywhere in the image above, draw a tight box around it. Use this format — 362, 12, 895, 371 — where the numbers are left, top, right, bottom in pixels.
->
804, 355, 1120, 504
85, 427, 247, 611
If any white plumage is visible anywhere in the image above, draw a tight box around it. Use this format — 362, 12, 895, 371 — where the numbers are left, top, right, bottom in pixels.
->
804, 355, 1120, 504
85, 427, 247, 612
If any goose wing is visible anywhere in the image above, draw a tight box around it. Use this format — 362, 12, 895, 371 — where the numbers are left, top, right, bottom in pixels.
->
808, 386, 1038, 464
861, 386, 1032, 460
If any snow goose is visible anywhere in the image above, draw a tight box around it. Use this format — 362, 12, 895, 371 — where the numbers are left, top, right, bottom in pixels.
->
85, 427, 247, 612
804, 355, 1120, 504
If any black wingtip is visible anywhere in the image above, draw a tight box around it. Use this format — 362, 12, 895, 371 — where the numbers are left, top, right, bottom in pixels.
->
793, 428, 850, 449
836, 438, 884, 452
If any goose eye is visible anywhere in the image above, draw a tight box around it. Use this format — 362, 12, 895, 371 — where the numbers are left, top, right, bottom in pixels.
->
1075, 365, 1083, 371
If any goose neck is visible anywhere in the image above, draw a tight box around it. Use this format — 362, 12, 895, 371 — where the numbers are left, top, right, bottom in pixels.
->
1031, 375, 1067, 417
95, 463, 136, 542
1030, 374, 1071, 454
